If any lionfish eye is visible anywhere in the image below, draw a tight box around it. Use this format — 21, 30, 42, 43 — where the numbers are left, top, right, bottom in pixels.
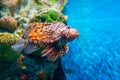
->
67, 26, 71, 29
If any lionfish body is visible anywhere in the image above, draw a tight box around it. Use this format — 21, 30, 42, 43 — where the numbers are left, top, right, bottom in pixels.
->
12, 22, 79, 61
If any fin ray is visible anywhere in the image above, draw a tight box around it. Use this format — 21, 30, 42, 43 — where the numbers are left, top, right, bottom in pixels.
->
12, 39, 25, 51
23, 44, 38, 54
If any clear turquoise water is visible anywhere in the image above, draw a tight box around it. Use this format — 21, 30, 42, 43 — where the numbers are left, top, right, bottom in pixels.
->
62, 0, 120, 80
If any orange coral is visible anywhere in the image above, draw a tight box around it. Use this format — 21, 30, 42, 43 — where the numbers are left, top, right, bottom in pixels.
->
38, 71, 46, 79
17, 54, 26, 69
0, 0, 19, 7
0, 16, 17, 31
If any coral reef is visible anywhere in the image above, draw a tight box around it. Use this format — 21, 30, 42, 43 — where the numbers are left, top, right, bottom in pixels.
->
0, 42, 59, 79
0, 16, 18, 32
0, 0, 19, 16
0, 0, 68, 79
30, 10, 66, 23
0, 32, 18, 44
0, 42, 21, 79
0, 42, 20, 64
14, 27, 24, 38
0, 0, 19, 8
18, 55, 59, 80
0, 0, 67, 27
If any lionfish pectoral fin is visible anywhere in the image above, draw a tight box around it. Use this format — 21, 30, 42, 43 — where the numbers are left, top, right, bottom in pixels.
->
41, 45, 68, 61
48, 44, 69, 61
12, 38, 25, 52
23, 44, 38, 54
47, 51, 61, 61
41, 46, 58, 61
41, 46, 53, 57
64, 44, 69, 54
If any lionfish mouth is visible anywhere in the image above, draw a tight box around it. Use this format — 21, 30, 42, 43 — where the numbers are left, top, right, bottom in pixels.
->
73, 30, 79, 38
69, 28, 79, 40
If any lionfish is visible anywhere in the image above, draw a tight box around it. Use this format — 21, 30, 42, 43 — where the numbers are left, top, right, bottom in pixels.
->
12, 22, 79, 61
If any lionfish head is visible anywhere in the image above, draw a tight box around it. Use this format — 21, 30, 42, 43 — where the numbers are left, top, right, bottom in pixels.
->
63, 26, 79, 41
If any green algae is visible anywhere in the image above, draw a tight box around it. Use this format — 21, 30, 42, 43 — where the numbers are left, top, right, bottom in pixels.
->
50, 0, 58, 3
0, 32, 20, 64
30, 10, 65, 23
0, 42, 20, 64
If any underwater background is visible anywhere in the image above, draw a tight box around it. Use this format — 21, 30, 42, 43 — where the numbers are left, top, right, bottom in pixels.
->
62, 0, 120, 80
0, 0, 120, 80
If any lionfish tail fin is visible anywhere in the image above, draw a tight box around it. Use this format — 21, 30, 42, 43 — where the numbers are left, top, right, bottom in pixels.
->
12, 39, 25, 52
23, 44, 38, 54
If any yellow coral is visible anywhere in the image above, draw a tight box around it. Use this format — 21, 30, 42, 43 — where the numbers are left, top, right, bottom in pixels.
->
0, 32, 18, 44
63, 15, 68, 20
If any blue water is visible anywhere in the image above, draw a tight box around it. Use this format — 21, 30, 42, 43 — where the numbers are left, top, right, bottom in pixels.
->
62, 0, 120, 80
